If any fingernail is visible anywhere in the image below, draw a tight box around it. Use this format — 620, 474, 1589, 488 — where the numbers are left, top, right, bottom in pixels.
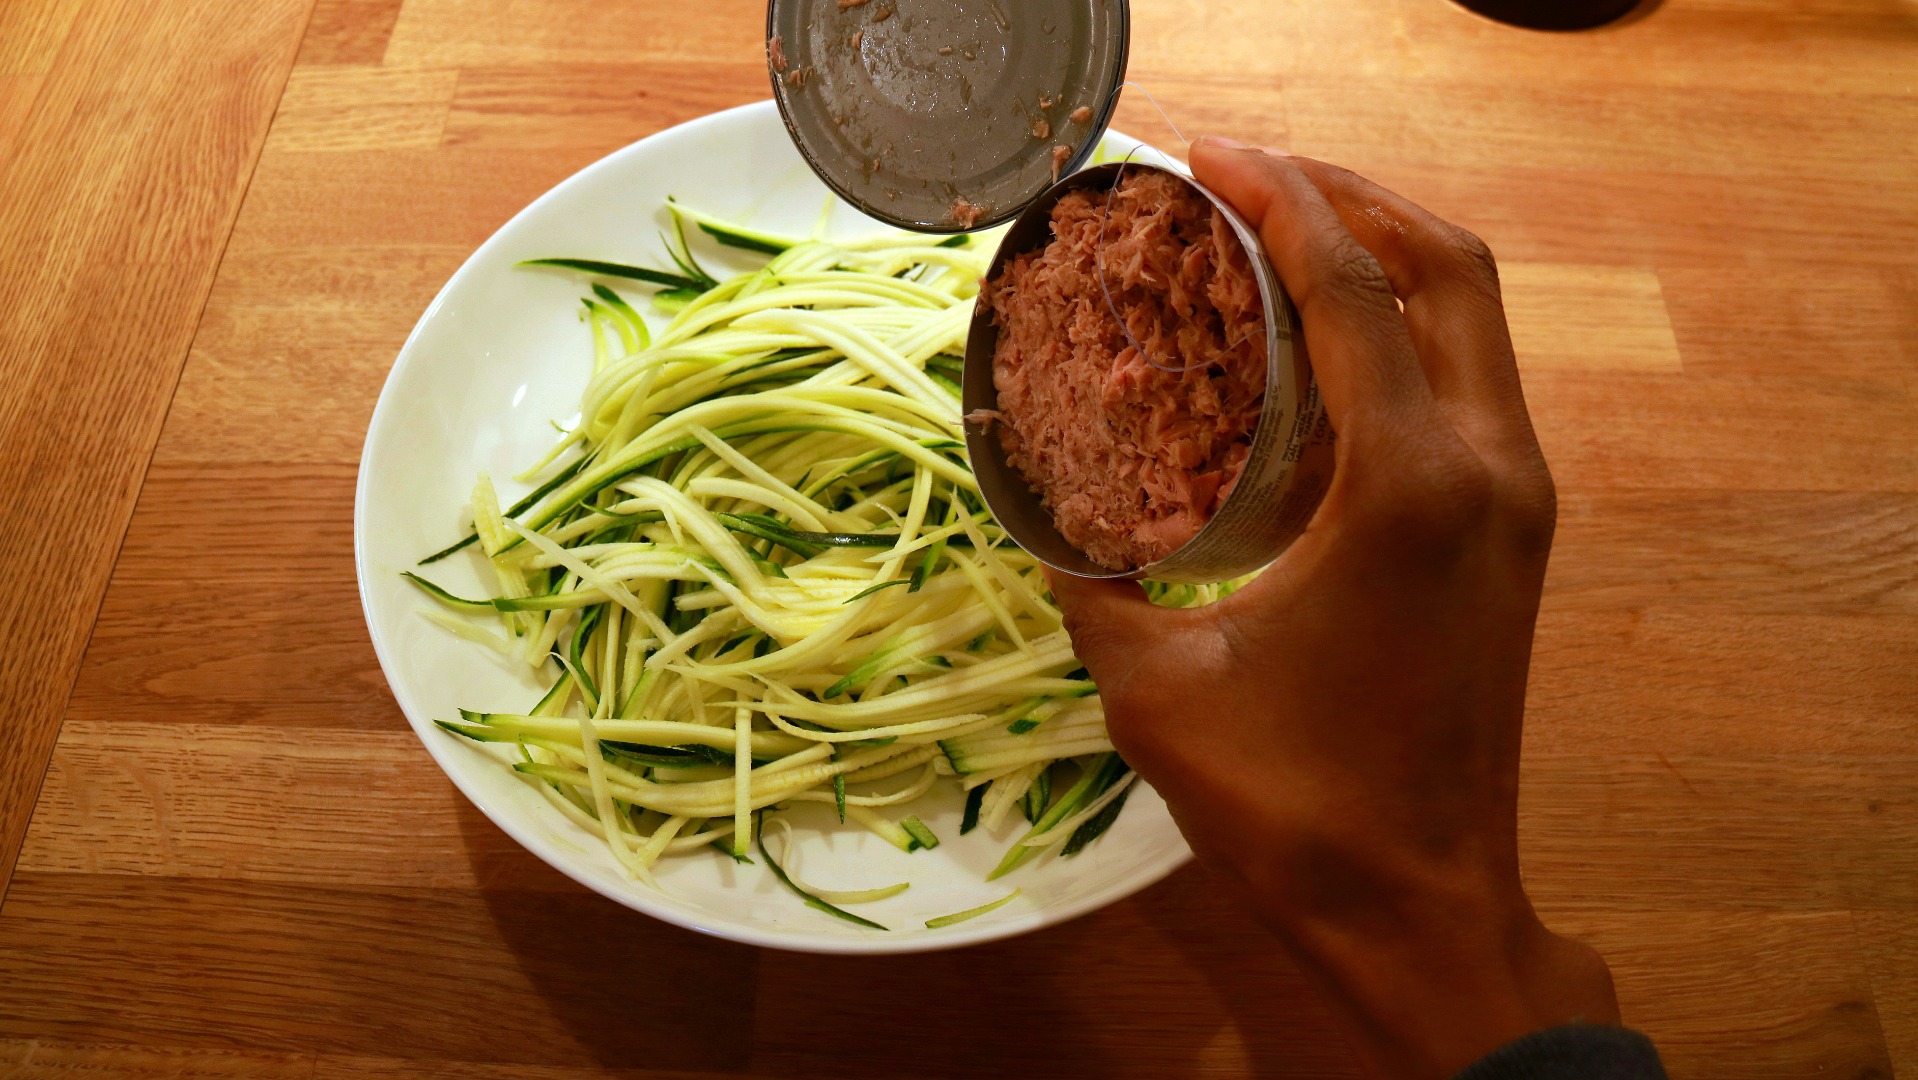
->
1195, 135, 1245, 150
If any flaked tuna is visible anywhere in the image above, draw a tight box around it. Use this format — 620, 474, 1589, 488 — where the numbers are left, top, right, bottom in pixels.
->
1050, 143, 1073, 182
950, 198, 987, 229
983, 170, 1266, 571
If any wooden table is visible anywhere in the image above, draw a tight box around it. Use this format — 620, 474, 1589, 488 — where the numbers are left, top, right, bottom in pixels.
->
2, 0, 1914, 1075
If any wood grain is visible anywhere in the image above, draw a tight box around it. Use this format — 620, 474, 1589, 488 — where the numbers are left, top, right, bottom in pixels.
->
266, 66, 459, 151
0, 75, 43, 164
16, 723, 550, 891
1286, 81, 1918, 184
443, 63, 765, 149
60, 465, 400, 730
147, 247, 473, 465
1527, 371, 1918, 492
296, 0, 407, 67
1519, 752, 1918, 911
0, 1041, 793, 1080
4, 0, 1916, 1076
0, 0, 84, 74
1364, 163, 1918, 269
0, 871, 1896, 1079
0, 1041, 315, 1079
1524, 609, 1918, 757
1563, 911, 1897, 1080
1547, 491, 1918, 616
0, 874, 761, 1070
1856, 913, 1918, 1079
1502, 264, 1682, 372
19, 717, 1913, 915
382, 0, 763, 66
0, 0, 315, 901
1659, 266, 1918, 380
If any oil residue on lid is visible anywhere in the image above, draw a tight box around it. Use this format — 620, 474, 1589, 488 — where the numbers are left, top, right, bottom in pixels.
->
766, 0, 1130, 233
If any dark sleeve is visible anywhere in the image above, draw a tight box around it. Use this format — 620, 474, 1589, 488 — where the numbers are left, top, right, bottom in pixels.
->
1452, 1025, 1669, 1080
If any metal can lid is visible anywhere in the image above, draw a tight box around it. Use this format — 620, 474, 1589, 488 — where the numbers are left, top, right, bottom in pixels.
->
766, 0, 1130, 233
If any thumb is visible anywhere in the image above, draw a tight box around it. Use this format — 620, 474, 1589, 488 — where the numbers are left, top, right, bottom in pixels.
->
1044, 569, 1165, 680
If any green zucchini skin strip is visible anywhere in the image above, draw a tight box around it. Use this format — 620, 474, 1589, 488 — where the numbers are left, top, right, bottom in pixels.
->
1025, 766, 1052, 825
518, 257, 707, 291
442, 713, 810, 757
899, 816, 939, 851
402, 572, 493, 614
697, 221, 787, 255
652, 286, 700, 312
660, 203, 720, 286
960, 784, 987, 835
908, 530, 947, 592
990, 754, 1126, 880
590, 283, 651, 350
714, 842, 755, 865
1063, 781, 1133, 855
418, 457, 586, 565
717, 512, 826, 558
841, 579, 911, 604
439, 721, 756, 768
601, 741, 735, 768
576, 508, 665, 524
507, 420, 918, 548
756, 813, 890, 931
418, 533, 483, 566
716, 512, 978, 552
529, 673, 574, 716
924, 889, 1019, 929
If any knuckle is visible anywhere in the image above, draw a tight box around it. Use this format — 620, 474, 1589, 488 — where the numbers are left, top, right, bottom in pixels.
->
1061, 617, 1154, 688
1446, 226, 1498, 276
1426, 455, 1498, 527
1309, 236, 1398, 308
1500, 454, 1558, 553
1373, 441, 1498, 543
1422, 224, 1501, 297
1059, 612, 1120, 665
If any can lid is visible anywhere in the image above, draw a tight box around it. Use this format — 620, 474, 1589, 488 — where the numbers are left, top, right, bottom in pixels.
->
766, 0, 1130, 233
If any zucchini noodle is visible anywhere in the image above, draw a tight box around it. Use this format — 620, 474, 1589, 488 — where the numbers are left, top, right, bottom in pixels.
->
411, 202, 1244, 927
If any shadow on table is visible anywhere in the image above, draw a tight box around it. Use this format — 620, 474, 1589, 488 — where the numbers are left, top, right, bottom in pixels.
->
459, 799, 1353, 1078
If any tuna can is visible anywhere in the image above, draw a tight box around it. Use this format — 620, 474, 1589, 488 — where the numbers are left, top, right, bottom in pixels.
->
961, 161, 1335, 584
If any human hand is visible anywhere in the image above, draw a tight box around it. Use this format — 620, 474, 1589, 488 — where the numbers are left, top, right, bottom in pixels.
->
1046, 140, 1619, 1079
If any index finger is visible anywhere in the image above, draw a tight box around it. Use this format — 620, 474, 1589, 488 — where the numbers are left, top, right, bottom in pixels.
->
1189, 139, 1438, 447
1287, 158, 1540, 465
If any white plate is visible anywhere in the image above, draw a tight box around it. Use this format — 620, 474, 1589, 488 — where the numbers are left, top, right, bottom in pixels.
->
354, 100, 1192, 954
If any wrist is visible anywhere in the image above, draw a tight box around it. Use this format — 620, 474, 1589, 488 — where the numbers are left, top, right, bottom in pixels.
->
1244, 850, 1619, 1078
